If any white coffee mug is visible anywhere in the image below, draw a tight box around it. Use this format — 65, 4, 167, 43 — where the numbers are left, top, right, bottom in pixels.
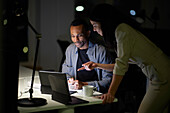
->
82, 85, 94, 97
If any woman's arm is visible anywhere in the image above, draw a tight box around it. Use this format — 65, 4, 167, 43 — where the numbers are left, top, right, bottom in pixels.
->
95, 63, 115, 71
77, 61, 115, 72
102, 74, 123, 104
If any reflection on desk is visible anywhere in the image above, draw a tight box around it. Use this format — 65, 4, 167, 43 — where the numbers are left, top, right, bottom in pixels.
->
18, 65, 118, 113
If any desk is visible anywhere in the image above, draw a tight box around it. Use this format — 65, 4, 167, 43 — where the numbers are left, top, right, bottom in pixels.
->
18, 66, 118, 113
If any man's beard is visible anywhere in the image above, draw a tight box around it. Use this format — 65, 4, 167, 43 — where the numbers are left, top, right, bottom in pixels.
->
75, 41, 86, 48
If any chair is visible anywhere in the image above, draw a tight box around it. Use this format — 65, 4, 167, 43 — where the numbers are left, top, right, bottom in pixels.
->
57, 39, 70, 72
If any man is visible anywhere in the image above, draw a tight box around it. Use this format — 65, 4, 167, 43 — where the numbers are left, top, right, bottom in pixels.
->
62, 19, 113, 93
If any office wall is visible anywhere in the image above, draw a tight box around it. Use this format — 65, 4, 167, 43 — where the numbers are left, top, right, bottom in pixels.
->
22, 0, 170, 70
39, 0, 74, 70
112, 0, 170, 30
23, 0, 74, 70
140, 0, 170, 30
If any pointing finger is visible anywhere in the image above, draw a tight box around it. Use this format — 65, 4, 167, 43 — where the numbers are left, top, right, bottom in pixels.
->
77, 67, 85, 71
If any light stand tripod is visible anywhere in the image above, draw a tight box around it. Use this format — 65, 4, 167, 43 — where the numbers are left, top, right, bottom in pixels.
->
18, 16, 47, 107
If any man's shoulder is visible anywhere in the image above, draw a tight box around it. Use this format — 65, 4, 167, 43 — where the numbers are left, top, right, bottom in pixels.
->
93, 43, 106, 51
65, 43, 77, 54
66, 43, 76, 50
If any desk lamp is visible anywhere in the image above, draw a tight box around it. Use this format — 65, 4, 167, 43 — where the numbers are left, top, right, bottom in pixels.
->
17, 9, 47, 107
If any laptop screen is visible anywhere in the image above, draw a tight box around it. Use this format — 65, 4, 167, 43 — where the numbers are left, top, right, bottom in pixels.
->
38, 70, 67, 94
48, 73, 72, 104
48, 73, 70, 96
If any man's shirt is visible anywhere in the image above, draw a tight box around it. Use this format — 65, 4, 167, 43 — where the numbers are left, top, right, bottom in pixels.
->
77, 48, 98, 82
62, 41, 113, 93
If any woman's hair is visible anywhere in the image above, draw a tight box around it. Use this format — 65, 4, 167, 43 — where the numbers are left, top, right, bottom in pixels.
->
90, 3, 123, 30
89, 3, 139, 50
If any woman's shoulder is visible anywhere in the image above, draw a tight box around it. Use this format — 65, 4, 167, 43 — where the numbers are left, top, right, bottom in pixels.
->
116, 23, 132, 32
115, 23, 133, 41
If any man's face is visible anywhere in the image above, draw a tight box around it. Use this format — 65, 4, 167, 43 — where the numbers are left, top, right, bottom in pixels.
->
70, 24, 90, 49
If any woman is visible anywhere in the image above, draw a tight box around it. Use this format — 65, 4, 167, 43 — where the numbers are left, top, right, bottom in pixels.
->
78, 3, 170, 113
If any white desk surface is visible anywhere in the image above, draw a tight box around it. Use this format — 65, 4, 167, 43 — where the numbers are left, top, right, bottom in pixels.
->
18, 65, 118, 113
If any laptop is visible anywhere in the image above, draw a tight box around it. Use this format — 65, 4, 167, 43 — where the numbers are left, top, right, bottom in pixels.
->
38, 70, 55, 94
48, 73, 89, 105
38, 70, 77, 94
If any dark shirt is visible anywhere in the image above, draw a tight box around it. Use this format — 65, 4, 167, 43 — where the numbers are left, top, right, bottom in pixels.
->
76, 49, 98, 82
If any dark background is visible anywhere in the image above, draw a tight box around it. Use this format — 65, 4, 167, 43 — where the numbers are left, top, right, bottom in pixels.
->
0, 0, 170, 112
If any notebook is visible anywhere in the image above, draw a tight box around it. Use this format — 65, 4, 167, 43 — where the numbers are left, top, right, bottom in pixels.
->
38, 70, 77, 94
38, 70, 55, 94
48, 73, 89, 105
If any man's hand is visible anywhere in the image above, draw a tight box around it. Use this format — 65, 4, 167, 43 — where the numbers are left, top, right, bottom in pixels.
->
68, 77, 75, 85
68, 78, 88, 90
75, 80, 88, 89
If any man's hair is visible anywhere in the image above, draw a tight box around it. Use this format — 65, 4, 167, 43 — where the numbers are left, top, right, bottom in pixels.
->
70, 18, 89, 31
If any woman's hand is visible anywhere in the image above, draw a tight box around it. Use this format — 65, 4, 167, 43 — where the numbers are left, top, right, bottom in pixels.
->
101, 93, 115, 104
101, 74, 123, 104
77, 61, 98, 71
78, 61, 114, 72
